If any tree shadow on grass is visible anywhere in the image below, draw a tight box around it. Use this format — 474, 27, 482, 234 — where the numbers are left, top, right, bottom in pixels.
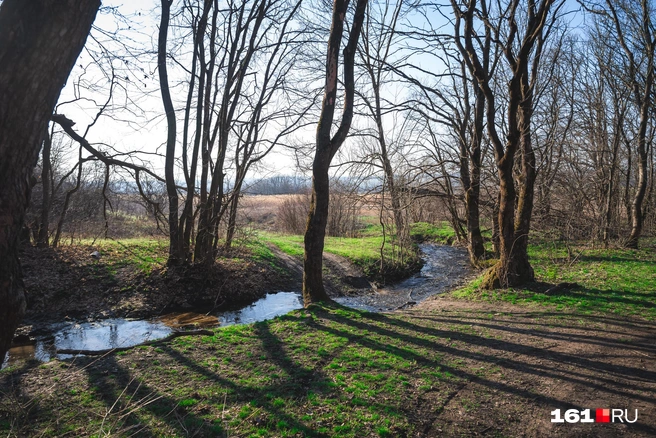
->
408, 313, 656, 355
310, 304, 656, 436
510, 281, 656, 315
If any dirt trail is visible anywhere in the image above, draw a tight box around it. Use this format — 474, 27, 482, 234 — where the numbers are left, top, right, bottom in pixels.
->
267, 244, 374, 296
408, 296, 656, 437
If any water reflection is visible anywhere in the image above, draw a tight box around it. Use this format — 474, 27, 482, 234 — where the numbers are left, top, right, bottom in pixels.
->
2, 319, 173, 368
219, 292, 303, 326
159, 312, 220, 329
3, 293, 303, 367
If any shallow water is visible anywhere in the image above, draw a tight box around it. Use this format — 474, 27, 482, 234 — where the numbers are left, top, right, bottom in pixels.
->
3, 292, 303, 368
335, 244, 471, 311
3, 245, 468, 367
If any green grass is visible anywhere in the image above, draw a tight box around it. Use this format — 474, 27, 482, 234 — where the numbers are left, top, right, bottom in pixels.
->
6, 299, 649, 437
258, 231, 421, 282
410, 221, 456, 243
451, 239, 656, 319
0, 305, 467, 437
69, 238, 168, 274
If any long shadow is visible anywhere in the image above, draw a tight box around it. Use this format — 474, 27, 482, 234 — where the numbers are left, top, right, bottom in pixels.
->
578, 254, 654, 264
80, 354, 213, 436
353, 311, 656, 384
407, 314, 656, 354
408, 309, 656, 339
553, 287, 656, 308
423, 308, 656, 333
309, 306, 656, 435
154, 321, 411, 437
318, 311, 655, 395
159, 338, 329, 436
433, 312, 656, 336
76, 336, 333, 437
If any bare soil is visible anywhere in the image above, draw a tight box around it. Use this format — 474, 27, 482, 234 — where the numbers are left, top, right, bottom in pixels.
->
18, 244, 296, 326
409, 296, 656, 437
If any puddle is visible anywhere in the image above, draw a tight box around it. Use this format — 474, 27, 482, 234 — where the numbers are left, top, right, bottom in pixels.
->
3, 292, 303, 368
3, 319, 174, 367
3, 246, 468, 367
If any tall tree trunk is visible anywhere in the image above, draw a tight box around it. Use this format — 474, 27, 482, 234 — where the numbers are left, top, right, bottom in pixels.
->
37, 127, 52, 248
0, 0, 99, 363
464, 85, 486, 264
453, 0, 561, 288
492, 193, 501, 258
303, 0, 368, 305
605, 0, 654, 248
159, 0, 183, 266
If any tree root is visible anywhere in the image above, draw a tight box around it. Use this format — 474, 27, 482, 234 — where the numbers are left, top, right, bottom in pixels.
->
56, 329, 214, 356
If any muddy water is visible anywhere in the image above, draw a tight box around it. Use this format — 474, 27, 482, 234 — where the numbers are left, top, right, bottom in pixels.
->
3, 245, 468, 367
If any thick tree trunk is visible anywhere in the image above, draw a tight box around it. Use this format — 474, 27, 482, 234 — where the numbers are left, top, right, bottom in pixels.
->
463, 86, 485, 265
625, 71, 652, 248
303, 156, 332, 303
225, 177, 244, 250
492, 194, 501, 258
0, 0, 99, 362
626, 140, 649, 248
303, 0, 368, 306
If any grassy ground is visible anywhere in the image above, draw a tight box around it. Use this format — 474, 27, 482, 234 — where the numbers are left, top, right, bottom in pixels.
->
2, 301, 655, 437
4, 233, 656, 436
451, 239, 656, 319
258, 222, 454, 283
58, 238, 169, 275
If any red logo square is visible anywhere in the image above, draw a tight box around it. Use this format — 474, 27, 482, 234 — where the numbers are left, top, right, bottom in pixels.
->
596, 408, 610, 423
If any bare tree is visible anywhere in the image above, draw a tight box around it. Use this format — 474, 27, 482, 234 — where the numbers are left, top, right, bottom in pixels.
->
159, 0, 183, 266
303, 0, 369, 305
602, 0, 655, 248
356, 0, 410, 248
36, 126, 53, 247
452, 0, 565, 288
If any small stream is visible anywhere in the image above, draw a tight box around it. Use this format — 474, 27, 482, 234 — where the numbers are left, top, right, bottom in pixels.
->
336, 244, 471, 311
3, 244, 469, 368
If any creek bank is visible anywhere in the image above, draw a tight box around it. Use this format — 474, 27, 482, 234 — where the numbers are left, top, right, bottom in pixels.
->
18, 244, 298, 326
6, 244, 472, 366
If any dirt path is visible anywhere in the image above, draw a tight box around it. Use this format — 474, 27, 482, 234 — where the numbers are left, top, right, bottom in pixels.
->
408, 296, 656, 437
267, 244, 374, 296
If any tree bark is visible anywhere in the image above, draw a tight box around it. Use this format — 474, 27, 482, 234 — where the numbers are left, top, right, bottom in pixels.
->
453, 0, 561, 288
303, 0, 368, 305
159, 0, 183, 266
0, 0, 99, 363
603, 0, 654, 249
